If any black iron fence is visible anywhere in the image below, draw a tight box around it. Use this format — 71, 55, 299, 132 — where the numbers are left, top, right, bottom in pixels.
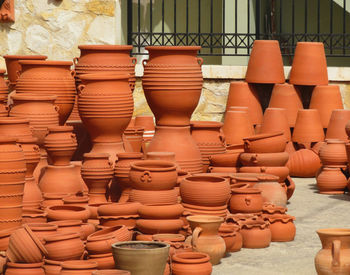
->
127, 0, 350, 57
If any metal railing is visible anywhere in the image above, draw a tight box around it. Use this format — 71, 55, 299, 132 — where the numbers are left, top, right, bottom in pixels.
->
127, 0, 350, 57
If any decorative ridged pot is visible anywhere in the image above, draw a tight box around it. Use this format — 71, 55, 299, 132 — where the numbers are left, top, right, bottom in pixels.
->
264, 214, 296, 242
243, 132, 287, 153
171, 252, 212, 275
112, 241, 170, 275
3, 55, 47, 90
0, 69, 9, 104
147, 126, 203, 173
78, 73, 133, 160
60, 260, 98, 275
240, 219, 271, 248
319, 139, 347, 166
46, 205, 90, 222
229, 188, 263, 214
15, 60, 76, 125
316, 167, 347, 194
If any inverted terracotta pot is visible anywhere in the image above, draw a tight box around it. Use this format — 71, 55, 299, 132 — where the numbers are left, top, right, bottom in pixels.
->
260, 108, 291, 141
325, 109, 350, 141
292, 109, 325, 143
245, 40, 285, 84
286, 149, 321, 177
289, 42, 328, 85
223, 110, 255, 145
225, 82, 263, 125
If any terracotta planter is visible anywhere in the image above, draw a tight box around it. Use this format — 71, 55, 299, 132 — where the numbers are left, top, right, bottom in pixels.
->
138, 203, 184, 219
186, 215, 225, 265
243, 132, 287, 153
5, 262, 45, 275
326, 109, 350, 141
240, 219, 271, 248
287, 149, 322, 177
46, 205, 90, 222
289, 42, 328, 85
315, 228, 350, 274
316, 167, 347, 194
239, 152, 289, 167
60, 260, 98, 275
171, 252, 212, 275
292, 109, 325, 143
264, 214, 296, 242
136, 219, 184, 234
229, 188, 263, 213
129, 189, 178, 205
245, 40, 285, 84
260, 108, 291, 141
319, 139, 347, 166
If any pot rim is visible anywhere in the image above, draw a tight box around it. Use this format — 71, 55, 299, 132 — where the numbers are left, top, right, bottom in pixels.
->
317, 228, 350, 236
19, 60, 72, 66
78, 45, 133, 51
190, 120, 223, 128
116, 152, 144, 159
79, 73, 129, 81
60, 260, 98, 269
184, 175, 227, 183
145, 46, 201, 51
87, 225, 126, 241
231, 187, 261, 194
172, 251, 210, 263
243, 131, 283, 141
48, 126, 74, 132
186, 215, 224, 224
11, 94, 57, 101
6, 261, 44, 268
3, 55, 47, 60
131, 160, 177, 172
111, 240, 170, 251
44, 232, 81, 242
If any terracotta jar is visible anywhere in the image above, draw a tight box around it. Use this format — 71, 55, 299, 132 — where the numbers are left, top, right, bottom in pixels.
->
43, 259, 62, 275
186, 215, 225, 265
26, 223, 57, 243
180, 175, 231, 207
88, 253, 114, 269
129, 189, 178, 205
264, 214, 296, 242
260, 108, 291, 141
326, 109, 350, 141
129, 160, 177, 190
171, 252, 212, 275
60, 260, 98, 275
22, 209, 47, 223
46, 205, 90, 222
147, 126, 203, 173
240, 219, 271, 248
319, 139, 347, 166
289, 42, 328, 85
219, 223, 242, 252
316, 167, 347, 194
253, 175, 287, 207
5, 262, 45, 275
315, 228, 350, 274
268, 83, 303, 127
287, 149, 322, 177
229, 188, 263, 213
239, 152, 289, 167
245, 40, 285, 84
292, 109, 325, 143
223, 110, 255, 145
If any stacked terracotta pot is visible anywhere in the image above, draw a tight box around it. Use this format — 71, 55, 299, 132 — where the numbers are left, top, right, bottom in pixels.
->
0, 69, 8, 108
207, 143, 243, 173
142, 46, 204, 174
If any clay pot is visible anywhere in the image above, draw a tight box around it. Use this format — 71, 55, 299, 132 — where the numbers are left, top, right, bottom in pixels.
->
292, 109, 325, 143
42, 193, 68, 208
326, 109, 350, 141
0, 117, 33, 140
7, 224, 48, 263
88, 253, 115, 269
112, 241, 170, 275
229, 188, 263, 213
287, 149, 322, 177
63, 194, 89, 207
316, 167, 347, 194
147, 126, 203, 174
0, 205, 22, 230
92, 270, 131, 275
186, 215, 225, 265
26, 223, 57, 243
260, 108, 291, 141
319, 139, 347, 166
264, 214, 296, 242
5, 262, 45, 275
98, 202, 140, 217
171, 252, 212, 275
138, 203, 184, 219
152, 233, 191, 257
253, 175, 288, 207
134, 115, 155, 141
46, 205, 90, 222
223, 110, 255, 145
208, 166, 238, 173
219, 223, 242, 252
0, 227, 19, 251
239, 152, 289, 167
245, 40, 285, 84
49, 220, 83, 237
129, 189, 178, 205
289, 42, 328, 85
136, 219, 184, 234
243, 132, 287, 153
60, 260, 98, 275
43, 259, 62, 275
239, 166, 289, 183
209, 151, 241, 167
22, 209, 47, 223
240, 219, 271, 248
180, 175, 231, 207
0, 69, 8, 103
268, 83, 303, 127
123, 126, 144, 152
315, 228, 350, 274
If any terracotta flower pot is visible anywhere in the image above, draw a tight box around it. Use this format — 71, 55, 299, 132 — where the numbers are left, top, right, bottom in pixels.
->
245, 40, 285, 84
171, 252, 212, 275
129, 189, 178, 205
319, 139, 347, 166
223, 110, 255, 145
138, 203, 184, 219
264, 214, 296, 242
260, 108, 291, 141
243, 132, 287, 153
60, 260, 98, 275
229, 188, 263, 214
240, 219, 271, 248
292, 109, 325, 143
5, 262, 45, 275
289, 42, 328, 85
316, 167, 347, 194
26, 223, 57, 243
46, 205, 90, 222
239, 152, 289, 167
268, 83, 303, 127
287, 149, 322, 177
326, 109, 350, 141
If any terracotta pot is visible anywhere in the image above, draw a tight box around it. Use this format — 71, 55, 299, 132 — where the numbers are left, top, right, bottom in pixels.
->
63, 194, 89, 207
112, 241, 170, 275
88, 253, 115, 269
208, 166, 238, 173
42, 193, 68, 208
319, 139, 347, 166
326, 109, 350, 141
289, 42, 328, 85
287, 149, 322, 177
43, 259, 62, 275
245, 40, 285, 84
240, 219, 271, 248
239, 166, 289, 183
292, 109, 325, 143
46, 205, 90, 222
223, 110, 255, 145
136, 219, 184, 234
22, 209, 47, 223
134, 115, 155, 141
219, 223, 242, 252
0, 117, 33, 140
98, 215, 138, 229
268, 83, 303, 127
264, 214, 296, 242
129, 189, 178, 205
123, 126, 144, 152
229, 188, 263, 213
152, 233, 191, 257
82, 153, 113, 170
92, 270, 131, 275
186, 215, 225, 265
60, 260, 98, 275
98, 202, 140, 217
171, 252, 212, 275
315, 228, 350, 274
138, 203, 184, 219
243, 132, 287, 153
180, 175, 231, 207
0, 69, 8, 103
7, 224, 48, 263
253, 175, 288, 207
49, 220, 83, 237
209, 151, 241, 167
260, 108, 291, 141
0, 227, 19, 251
239, 152, 289, 167
5, 262, 45, 275
316, 167, 347, 194
0, 205, 22, 230
26, 223, 57, 243
147, 126, 203, 174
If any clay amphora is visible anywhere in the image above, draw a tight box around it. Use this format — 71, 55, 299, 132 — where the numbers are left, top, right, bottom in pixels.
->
243, 132, 287, 153
315, 228, 350, 274
245, 40, 285, 84
60, 260, 98, 275
229, 188, 263, 213
268, 83, 303, 127
112, 241, 170, 275
292, 109, 325, 143
310, 85, 344, 128
240, 219, 271, 248
289, 42, 328, 85
316, 167, 347, 194
264, 214, 296, 242
171, 252, 212, 275
186, 215, 225, 265
260, 108, 291, 141
5, 262, 45, 275
326, 109, 350, 141
319, 139, 347, 166
287, 149, 322, 177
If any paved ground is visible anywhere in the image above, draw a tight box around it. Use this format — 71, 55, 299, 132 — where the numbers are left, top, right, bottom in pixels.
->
212, 177, 350, 275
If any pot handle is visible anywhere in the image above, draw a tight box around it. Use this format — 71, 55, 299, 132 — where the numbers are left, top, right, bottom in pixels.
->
70, 70, 76, 78
140, 171, 152, 183
218, 133, 226, 146
332, 240, 341, 267
77, 84, 86, 95
131, 57, 137, 65
71, 133, 76, 140
192, 226, 203, 249
73, 57, 79, 65
245, 196, 251, 206
33, 145, 40, 152
16, 70, 21, 78
142, 59, 149, 66
5, 79, 9, 86
244, 140, 250, 150
251, 154, 258, 164
197, 57, 204, 66
54, 105, 60, 113
80, 250, 88, 260
260, 167, 267, 173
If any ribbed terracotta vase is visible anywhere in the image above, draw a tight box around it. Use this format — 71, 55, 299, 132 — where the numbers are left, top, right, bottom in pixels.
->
319, 139, 347, 166
325, 109, 350, 141
222, 110, 254, 145
309, 85, 343, 128
260, 108, 291, 141
316, 167, 347, 194
286, 149, 321, 177
289, 42, 328, 85
245, 40, 285, 84
292, 109, 325, 143
225, 81, 263, 125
